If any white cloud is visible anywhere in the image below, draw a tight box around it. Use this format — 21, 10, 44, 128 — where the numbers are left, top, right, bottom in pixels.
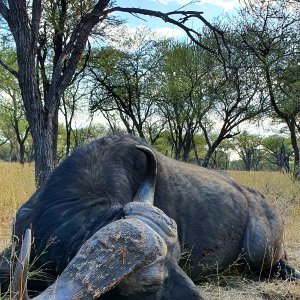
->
153, 27, 185, 38
107, 24, 183, 42
103, 25, 183, 51
150, 0, 239, 11
199, 0, 239, 11
149, 0, 192, 5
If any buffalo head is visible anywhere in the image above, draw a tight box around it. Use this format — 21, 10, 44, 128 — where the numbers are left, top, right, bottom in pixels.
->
11, 145, 202, 300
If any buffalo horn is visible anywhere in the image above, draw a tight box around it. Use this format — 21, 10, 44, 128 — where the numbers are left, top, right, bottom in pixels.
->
11, 228, 31, 300
12, 219, 167, 299
133, 145, 157, 204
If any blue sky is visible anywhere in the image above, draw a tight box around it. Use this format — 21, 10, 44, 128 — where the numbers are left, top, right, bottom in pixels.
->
115, 0, 240, 37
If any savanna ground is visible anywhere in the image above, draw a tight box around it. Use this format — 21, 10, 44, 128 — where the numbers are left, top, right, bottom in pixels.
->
0, 162, 300, 299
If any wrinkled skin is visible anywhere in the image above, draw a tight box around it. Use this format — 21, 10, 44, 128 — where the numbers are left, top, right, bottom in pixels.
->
0, 134, 297, 298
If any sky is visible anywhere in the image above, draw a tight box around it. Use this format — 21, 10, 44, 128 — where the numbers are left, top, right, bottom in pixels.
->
115, 0, 241, 38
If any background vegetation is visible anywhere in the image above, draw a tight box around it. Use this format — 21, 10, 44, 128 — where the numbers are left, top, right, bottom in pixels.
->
0, 0, 299, 184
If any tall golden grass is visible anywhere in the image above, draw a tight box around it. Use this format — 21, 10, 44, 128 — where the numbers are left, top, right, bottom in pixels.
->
0, 163, 300, 298
0, 162, 35, 250
230, 170, 300, 266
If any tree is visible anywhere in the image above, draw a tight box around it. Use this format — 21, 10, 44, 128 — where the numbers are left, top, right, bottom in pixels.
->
262, 135, 293, 172
209, 149, 230, 170
0, 93, 31, 164
235, 131, 263, 171
198, 25, 267, 167
0, 53, 31, 164
60, 72, 90, 156
157, 41, 212, 161
0, 1, 226, 185
72, 122, 106, 148
239, 0, 300, 177
208, 139, 233, 169
155, 32, 265, 164
89, 27, 163, 140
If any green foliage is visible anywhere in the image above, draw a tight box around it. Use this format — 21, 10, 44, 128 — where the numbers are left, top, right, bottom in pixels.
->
56, 123, 107, 161
89, 27, 165, 138
156, 40, 214, 160
234, 131, 263, 171
159, 41, 213, 118
275, 63, 300, 116
236, 0, 300, 177
261, 135, 293, 172
0, 50, 32, 162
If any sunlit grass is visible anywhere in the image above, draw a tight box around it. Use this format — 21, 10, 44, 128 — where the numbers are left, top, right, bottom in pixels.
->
0, 162, 35, 250
230, 171, 300, 267
230, 171, 300, 211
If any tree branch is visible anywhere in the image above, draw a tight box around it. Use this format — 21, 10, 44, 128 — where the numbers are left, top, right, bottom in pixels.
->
0, 1, 9, 22
46, 0, 111, 116
109, 7, 224, 55
0, 58, 18, 78
71, 40, 91, 85
0, 138, 8, 147
31, 0, 42, 48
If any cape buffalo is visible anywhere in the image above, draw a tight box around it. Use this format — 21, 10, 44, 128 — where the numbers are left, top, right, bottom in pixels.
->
2, 144, 203, 300
9, 145, 202, 300
0, 134, 299, 298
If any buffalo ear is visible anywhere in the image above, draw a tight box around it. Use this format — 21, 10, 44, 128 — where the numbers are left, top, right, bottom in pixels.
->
14, 219, 167, 299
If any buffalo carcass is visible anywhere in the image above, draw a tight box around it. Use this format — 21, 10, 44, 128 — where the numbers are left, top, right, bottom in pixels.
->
9, 145, 202, 300
0, 135, 299, 295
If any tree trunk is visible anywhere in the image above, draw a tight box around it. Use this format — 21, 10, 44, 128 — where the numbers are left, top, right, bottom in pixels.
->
182, 131, 193, 162
202, 147, 213, 168
202, 138, 222, 168
52, 106, 59, 163
192, 137, 201, 165
135, 122, 145, 139
31, 121, 55, 186
264, 65, 300, 179
19, 142, 25, 165
66, 126, 71, 156
17, 60, 56, 185
288, 119, 300, 178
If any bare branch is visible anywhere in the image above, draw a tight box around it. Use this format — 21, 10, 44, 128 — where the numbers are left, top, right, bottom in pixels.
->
71, 40, 91, 85
0, 58, 18, 78
109, 7, 224, 55
0, 1, 9, 21
0, 138, 8, 147
47, 0, 111, 114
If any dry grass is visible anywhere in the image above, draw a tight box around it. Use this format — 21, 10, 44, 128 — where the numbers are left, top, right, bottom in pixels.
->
0, 162, 35, 250
0, 164, 300, 299
230, 171, 300, 267
200, 279, 300, 300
